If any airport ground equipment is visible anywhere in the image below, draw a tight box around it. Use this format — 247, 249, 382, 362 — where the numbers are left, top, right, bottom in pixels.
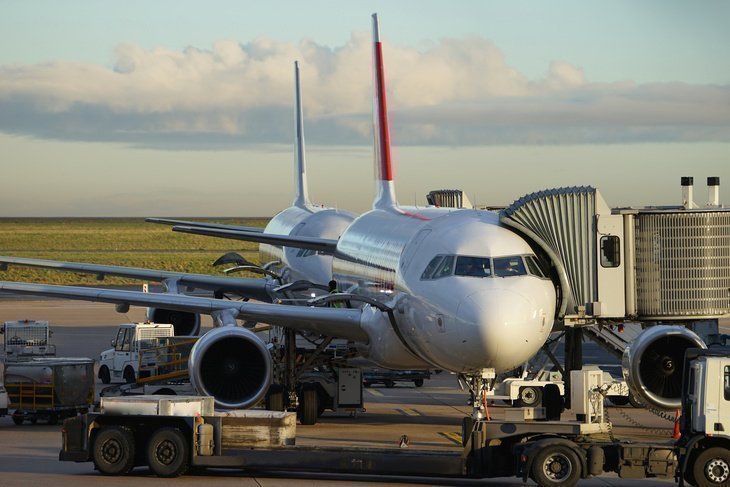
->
362, 367, 431, 388
1, 319, 94, 424
5, 357, 94, 425
2, 320, 56, 361
59, 349, 730, 485
97, 323, 175, 384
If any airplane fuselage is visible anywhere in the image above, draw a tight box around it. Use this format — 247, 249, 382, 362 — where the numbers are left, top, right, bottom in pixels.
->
260, 205, 355, 286
333, 207, 556, 373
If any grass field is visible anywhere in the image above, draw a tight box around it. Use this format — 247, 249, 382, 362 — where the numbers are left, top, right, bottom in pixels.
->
0, 218, 269, 285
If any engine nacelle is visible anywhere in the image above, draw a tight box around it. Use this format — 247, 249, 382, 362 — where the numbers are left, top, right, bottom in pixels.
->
622, 325, 706, 410
188, 326, 272, 409
147, 308, 201, 336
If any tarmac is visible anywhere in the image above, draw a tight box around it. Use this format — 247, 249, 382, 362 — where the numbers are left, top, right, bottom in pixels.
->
0, 298, 681, 486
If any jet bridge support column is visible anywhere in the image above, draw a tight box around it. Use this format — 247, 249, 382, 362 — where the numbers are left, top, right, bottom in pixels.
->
563, 328, 583, 409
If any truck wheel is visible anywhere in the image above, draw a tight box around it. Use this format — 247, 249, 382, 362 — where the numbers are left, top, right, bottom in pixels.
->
48, 412, 58, 425
414, 379, 424, 387
98, 365, 111, 385
123, 366, 135, 384
531, 444, 581, 487
92, 426, 135, 475
693, 447, 730, 487
11, 412, 23, 425
385, 380, 395, 388
298, 387, 319, 425
265, 384, 285, 411
147, 427, 189, 478
517, 386, 543, 407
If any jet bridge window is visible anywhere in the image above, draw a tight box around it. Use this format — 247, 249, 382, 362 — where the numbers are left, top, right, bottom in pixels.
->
455, 256, 492, 277
600, 235, 621, 268
493, 256, 527, 277
421, 255, 455, 280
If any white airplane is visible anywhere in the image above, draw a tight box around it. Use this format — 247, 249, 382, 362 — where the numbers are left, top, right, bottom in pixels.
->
0, 61, 355, 336
0, 15, 557, 416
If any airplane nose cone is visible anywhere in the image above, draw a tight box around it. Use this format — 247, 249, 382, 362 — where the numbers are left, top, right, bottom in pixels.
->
456, 289, 550, 372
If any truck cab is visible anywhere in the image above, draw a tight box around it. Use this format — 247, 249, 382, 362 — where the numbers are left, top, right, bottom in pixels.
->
98, 323, 174, 384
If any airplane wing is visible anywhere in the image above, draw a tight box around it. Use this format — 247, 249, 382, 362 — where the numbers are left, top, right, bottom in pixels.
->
145, 218, 265, 233
0, 281, 367, 342
0, 256, 273, 302
172, 226, 338, 254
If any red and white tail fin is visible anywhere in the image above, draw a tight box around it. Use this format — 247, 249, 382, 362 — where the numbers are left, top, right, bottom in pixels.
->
292, 61, 311, 209
371, 13, 397, 210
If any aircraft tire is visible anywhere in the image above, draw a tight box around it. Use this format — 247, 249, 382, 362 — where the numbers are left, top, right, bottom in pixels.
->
298, 387, 319, 425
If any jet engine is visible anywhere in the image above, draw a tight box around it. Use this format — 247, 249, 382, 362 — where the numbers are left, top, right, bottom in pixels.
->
188, 326, 272, 409
147, 308, 201, 336
622, 325, 706, 410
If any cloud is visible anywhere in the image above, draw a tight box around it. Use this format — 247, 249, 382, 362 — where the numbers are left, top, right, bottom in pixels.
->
0, 33, 728, 147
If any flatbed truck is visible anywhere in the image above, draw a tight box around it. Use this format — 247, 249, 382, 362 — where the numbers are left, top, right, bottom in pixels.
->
60, 348, 730, 486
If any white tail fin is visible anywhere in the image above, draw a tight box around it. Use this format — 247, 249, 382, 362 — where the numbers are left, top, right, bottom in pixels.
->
371, 13, 397, 210
292, 61, 311, 208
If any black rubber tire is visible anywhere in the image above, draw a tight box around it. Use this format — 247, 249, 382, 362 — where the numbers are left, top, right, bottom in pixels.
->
414, 379, 424, 387
265, 384, 285, 411
363, 382, 371, 388
608, 396, 630, 406
531, 444, 581, 487
29, 416, 38, 425
153, 388, 176, 396
692, 447, 730, 487
517, 386, 543, 408
298, 387, 319, 426
92, 426, 135, 476
628, 393, 644, 408
146, 427, 189, 478
48, 412, 58, 426
385, 380, 395, 388
12, 413, 23, 425
98, 365, 111, 385
123, 366, 135, 384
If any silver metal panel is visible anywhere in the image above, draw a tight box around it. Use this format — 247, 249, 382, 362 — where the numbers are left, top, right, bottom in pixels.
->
634, 210, 730, 318
501, 187, 598, 313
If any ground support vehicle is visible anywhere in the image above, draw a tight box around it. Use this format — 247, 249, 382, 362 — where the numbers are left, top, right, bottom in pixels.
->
362, 367, 431, 388
60, 352, 730, 485
487, 366, 630, 408
97, 323, 175, 384
5, 357, 94, 425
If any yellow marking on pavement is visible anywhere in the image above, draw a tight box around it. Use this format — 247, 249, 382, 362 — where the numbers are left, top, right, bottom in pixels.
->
439, 431, 463, 445
367, 389, 384, 397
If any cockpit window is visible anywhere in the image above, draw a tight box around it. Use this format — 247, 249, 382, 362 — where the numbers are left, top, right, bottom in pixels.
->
493, 256, 527, 277
524, 255, 547, 278
421, 255, 455, 280
455, 256, 492, 277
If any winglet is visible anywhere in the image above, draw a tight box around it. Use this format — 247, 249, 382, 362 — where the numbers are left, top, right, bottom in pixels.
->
292, 61, 311, 209
371, 13, 398, 210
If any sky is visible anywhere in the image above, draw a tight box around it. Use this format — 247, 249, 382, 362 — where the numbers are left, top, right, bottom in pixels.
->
1, 0, 728, 216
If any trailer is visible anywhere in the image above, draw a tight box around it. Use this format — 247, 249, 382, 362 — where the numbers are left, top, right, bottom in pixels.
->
5, 357, 94, 425
362, 367, 431, 388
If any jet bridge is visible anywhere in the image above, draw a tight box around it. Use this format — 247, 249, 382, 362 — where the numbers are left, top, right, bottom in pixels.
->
499, 178, 730, 329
